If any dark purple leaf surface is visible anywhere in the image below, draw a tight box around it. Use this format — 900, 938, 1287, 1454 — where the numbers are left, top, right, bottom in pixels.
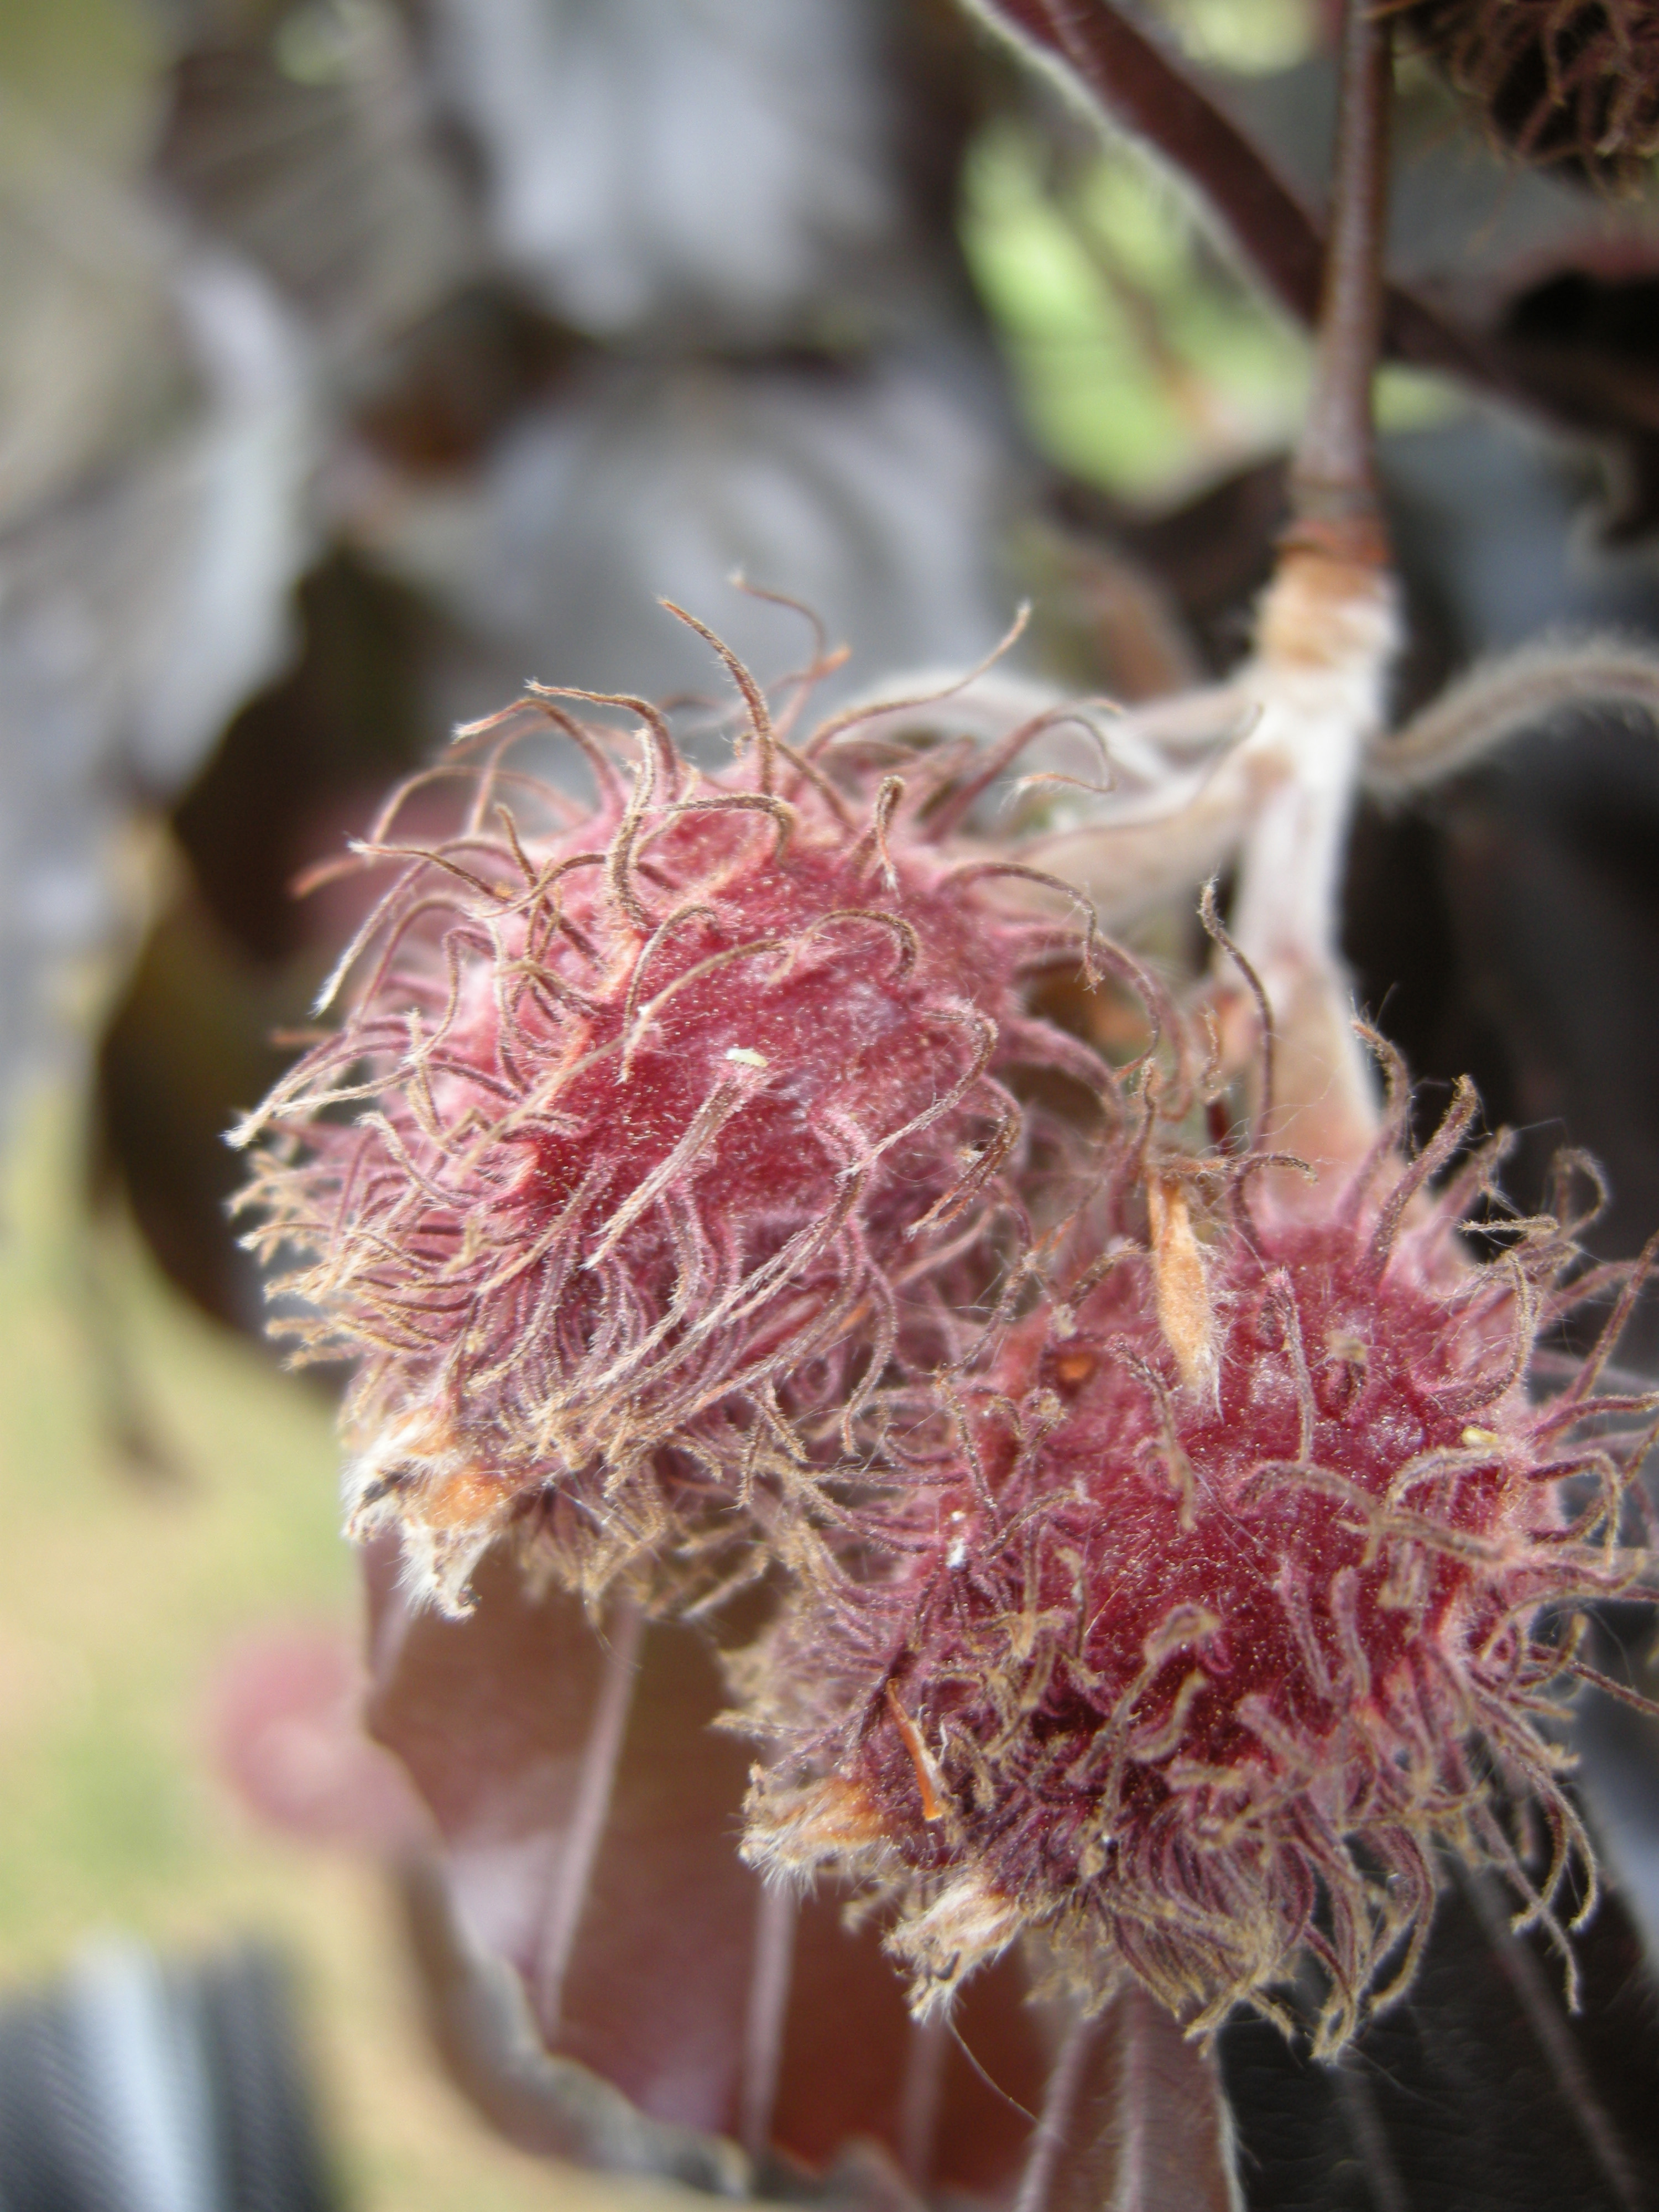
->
1220, 1866, 1659, 2212
364, 1546, 1048, 2194
363, 1541, 1243, 2205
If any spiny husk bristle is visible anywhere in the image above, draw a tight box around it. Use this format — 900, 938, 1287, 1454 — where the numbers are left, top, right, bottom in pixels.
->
1395, 0, 1659, 184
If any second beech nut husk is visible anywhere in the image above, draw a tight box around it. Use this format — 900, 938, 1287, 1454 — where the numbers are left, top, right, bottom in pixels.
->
736, 1023, 1658, 2053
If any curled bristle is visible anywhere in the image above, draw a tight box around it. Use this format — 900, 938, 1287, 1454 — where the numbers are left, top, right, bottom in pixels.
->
1394, 0, 1659, 185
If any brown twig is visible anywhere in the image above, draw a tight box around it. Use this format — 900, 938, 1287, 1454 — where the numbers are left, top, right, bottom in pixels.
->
1287, 0, 1394, 565
981, 0, 1326, 319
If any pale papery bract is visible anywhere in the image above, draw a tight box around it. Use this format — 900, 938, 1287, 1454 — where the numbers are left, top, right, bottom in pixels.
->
736, 1029, 1659, 2056
232, 614, 1114, 1615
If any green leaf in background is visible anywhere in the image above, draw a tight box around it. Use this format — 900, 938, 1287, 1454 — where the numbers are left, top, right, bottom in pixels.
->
959, 112, 1460, 505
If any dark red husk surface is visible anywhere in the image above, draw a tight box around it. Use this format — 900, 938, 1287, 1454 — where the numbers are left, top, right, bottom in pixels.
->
740, 1138, 1656, 2051
233, 651, 1105, 1612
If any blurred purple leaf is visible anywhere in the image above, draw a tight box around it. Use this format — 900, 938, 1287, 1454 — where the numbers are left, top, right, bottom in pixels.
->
363, 1544, 1048, 2198
156, 0, 476, 358
1219, 1861, 1659, 2211
351, 351, 1027, 720
420, 0, 916, 346
1, 218, 313, 1135
1016, 1990, 1239, 2212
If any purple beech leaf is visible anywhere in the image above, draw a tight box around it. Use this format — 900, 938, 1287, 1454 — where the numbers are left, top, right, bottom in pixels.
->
1218, 1860, 1659, 2210
363, 1543, 1046, 2197
353, 352, 1024, 719
156, 0, 476, 356
419, 0, 916, 347
397, 1851, 750, 2191
367, 1546, 1242, 2206
1011, 1987, 1240, 2212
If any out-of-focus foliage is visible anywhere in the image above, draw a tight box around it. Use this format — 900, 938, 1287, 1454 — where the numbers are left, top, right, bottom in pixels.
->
421, 0, 916, 343
0, 1092, 691, 2210
4, 1, 1659, 2206
0, 0, 314, 1142
962, 119, 1314, 496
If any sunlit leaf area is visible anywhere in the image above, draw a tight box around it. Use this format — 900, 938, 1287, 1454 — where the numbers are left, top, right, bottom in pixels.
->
963, 121, 1314, 498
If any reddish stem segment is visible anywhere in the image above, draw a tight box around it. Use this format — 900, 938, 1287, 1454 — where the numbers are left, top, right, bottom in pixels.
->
1288, 0, 1395, 562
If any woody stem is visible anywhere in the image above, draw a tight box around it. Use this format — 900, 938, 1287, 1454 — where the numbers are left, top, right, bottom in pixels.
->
1226, 0, 1403, 1179
1287, 0, 1395, 566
